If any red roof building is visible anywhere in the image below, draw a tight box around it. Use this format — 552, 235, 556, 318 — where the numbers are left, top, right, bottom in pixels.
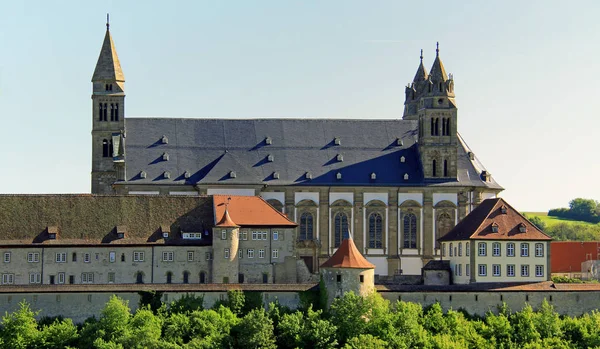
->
551, 241, 600, 274
213, 195, 297, 228
321, 238, 375, 269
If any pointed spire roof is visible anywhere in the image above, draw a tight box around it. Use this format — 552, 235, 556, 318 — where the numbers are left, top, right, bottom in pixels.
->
320, 237, 375, 269
215, 208, 239, 228
413, 49, 428, 82
429, 42, 448, 82
92, 16, 125, 82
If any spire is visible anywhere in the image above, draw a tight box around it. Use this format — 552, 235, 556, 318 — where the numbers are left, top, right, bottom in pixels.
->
412, 48, 428, 82
320, 236, 375, 269
92, 15, 125, 82
429, 42, 448, 82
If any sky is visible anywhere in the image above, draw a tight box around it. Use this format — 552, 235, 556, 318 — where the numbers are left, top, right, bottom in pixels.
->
0, 1, 598, 212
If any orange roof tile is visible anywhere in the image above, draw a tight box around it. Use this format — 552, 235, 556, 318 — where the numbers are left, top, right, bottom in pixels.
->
213, 195, 297, 228
439, 198, 552, 242
551, 241, 600, 273
215, 209, 239, 228
321, 238, 375, 269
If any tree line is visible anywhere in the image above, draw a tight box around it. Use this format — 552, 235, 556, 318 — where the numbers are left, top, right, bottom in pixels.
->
3, 289, 600, 348
548, 198, 600, 224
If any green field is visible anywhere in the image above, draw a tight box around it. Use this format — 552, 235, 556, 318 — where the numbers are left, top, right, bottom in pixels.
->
522, 212, 598, 227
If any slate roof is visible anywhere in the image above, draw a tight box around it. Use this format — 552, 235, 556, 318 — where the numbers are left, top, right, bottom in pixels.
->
320, 238, 375, 269
92, 28, 124, 82
438, 197, 552, 242
120, 118, 502, 189
423, 260, 451, 271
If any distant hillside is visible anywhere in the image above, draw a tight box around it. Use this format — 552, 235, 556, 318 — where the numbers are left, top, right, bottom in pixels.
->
522, 212, 600, 241
523, 212, 598, 228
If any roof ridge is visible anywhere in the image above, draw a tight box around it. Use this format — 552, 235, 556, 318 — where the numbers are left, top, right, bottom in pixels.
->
501, 198, 552, 239
469, 198, 502, 238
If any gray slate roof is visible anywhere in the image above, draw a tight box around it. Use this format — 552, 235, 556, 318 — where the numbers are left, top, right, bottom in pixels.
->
121, 118, 501, 189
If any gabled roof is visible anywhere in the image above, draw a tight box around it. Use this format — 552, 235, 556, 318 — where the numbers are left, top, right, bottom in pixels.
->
215, 209, 239, 228
438, 197, 552, 242
320, 238, 375, 269
92, 28, 125, 82
213, 195, 297, 228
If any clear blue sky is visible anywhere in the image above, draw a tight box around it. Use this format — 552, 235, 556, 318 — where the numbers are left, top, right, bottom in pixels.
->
1, 1, 598, 211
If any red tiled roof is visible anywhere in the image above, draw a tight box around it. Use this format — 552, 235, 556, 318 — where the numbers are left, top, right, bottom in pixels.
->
551, 241, 600, 273
320, 238, 375, 269
439, 198, 552, 242
213, 195, 297, 228
215, 209, 239, 228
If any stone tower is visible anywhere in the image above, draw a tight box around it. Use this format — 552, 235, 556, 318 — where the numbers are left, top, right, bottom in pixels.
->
404, 44, 458, 179
212, 207, 240, 283
320, 237, 375, 306
91, 16, 126, 194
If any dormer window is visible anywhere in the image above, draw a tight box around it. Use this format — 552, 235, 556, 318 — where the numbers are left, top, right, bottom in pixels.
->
336, 154, 343, 162
305, 172, 312, 180
116, 226, 127, 239
48, 233, 56, 239
162, 153, 169, 161
140, 171, 147, 179
519, 223, 527, 233
164, 171, 171, 179
491, 223, 499, 233
230, 171, 236, 179
404, 173, 409, 180
162, 231, 169, 239
370, 172, 376, 180
265, 137, 272, 145
267, 154, 274, 162
336, 172, 342, 180
273, 171, 280, 179
400, 156, 406, 163
161, 135, 168, 144
184, 171, 191, 179
397, 138, 403, 146
47, 226, 58, 240
334, 137, 341, 145
501, 206, 507, 214
481, 171, 491, 182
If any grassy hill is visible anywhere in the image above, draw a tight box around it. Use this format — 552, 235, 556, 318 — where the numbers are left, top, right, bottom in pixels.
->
523, 212, 599, 228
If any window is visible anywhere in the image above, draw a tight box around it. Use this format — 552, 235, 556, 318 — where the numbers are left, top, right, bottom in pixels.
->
115, 103, 119, 121
109, 251, 116, 263
221, 230, 227, 240
81, 273, 94, 284
262, 232, 268, 240
162, 251, 174, 262
368, 212, 383, 249
252, 232, 258, 240
478, 242, 487, 256
136, 272, 144, 284
133, 251, 145, 262
108, 272, 115, 283
224, 248, 230, 259
454, 264, 458, 276
183, 271, 190, 284
166, 272, 173, 284
236, 249, 241, 258
334, 212, 349, 248
492, 264, 501, 277
403, 213, 417, 249
273, 231, 279, 241
56, 252, 67, 263
466, 242, 470, 256
3, 252, 10, 263
535, 243, 544, 257
259, 249, 265, 259
466, 264, 470, 276
458, 243, 462, 257
199, 272, 207, 284
521, 243, 529, 257
272, 249, 279, 259
443, 160, 448, 177
337, 275, 342, 283
72, 252, 77, 262
187, 251, 194, 262
491, 223, 499, 233
507, 243, 515, 257
535, 265, 544, 277
58, 272, 65, 284
360, 275, 364, 283
442, 243, 446, 257
83, 253, 91, 263
507, 264, 515, 277
458, 264, 462, 276
248, 249, 254, 258
27, 252, 40, 263
449, 243, 454, 257
432, 159, 437, 177
205, 252, 212, 260
478, 264, 487, 276
263, 273, 269, 283
521, 265, 530, 277
29, 273, 41, 284
121, 253, 125, 262
2, 274, 14, 284
492, 242, 501, 257
436, 212, 453, 248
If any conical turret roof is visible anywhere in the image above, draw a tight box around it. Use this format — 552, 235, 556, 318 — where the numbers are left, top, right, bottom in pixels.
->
321, 238, 375, 269
429, 43, 448, 82
215, 209, 239, 228
92, 25, 125, 82
413, 50, 428, 82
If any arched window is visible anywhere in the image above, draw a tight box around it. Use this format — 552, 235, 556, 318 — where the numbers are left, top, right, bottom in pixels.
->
436, 213, 453, 248
432, 160, 437, 177
368, 213, 383, 249
299, 212, 314, 240
109, 84, 113, 91
115, 103, 119, 121
334, 212, 349, 248
183, 271, 190, 284
98, 103, 103, 121
430, 118, 435, 136
102, 139, 109, 158
166, 272, 172, 284
444, 160, 448, 177
103, 103, 108, 121
439, 82, 443, 91
446, 118, 450, 135
105, 84, 109, 91
199, 271, 206, 284
449, 243, 453, 256
135, 272, 143, 284
403, 213, 417, 249
110, 104, 114, 121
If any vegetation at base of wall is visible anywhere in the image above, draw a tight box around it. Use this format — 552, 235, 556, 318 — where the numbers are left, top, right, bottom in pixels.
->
6, 292, 600, 348
551, 276, 599, 284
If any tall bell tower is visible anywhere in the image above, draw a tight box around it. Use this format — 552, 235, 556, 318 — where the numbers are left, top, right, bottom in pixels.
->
405, 44, 458, 179
91, 15, 126, 194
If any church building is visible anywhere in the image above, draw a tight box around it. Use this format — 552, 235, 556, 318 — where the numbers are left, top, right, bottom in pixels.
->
90, 21, 502, 279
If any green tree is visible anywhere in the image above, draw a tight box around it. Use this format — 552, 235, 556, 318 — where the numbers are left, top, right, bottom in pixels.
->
169, 293, 204, 314
343, 334, 388, 349
533, 299, 562, 339
277, 306, 337, 349
510, 304, 541, 345
227, 289, 245, 315
0, 301, 40, 349
185, 306, 238, 348
233, 308, 276, 349
569, 198, 597, 221
528, 216, 546, 232
38, 318, 79, 348
120, 307, 164, 348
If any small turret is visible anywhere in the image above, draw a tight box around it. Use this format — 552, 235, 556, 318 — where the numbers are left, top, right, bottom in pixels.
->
403, 50, 429, 120
212, 201, 240, 284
